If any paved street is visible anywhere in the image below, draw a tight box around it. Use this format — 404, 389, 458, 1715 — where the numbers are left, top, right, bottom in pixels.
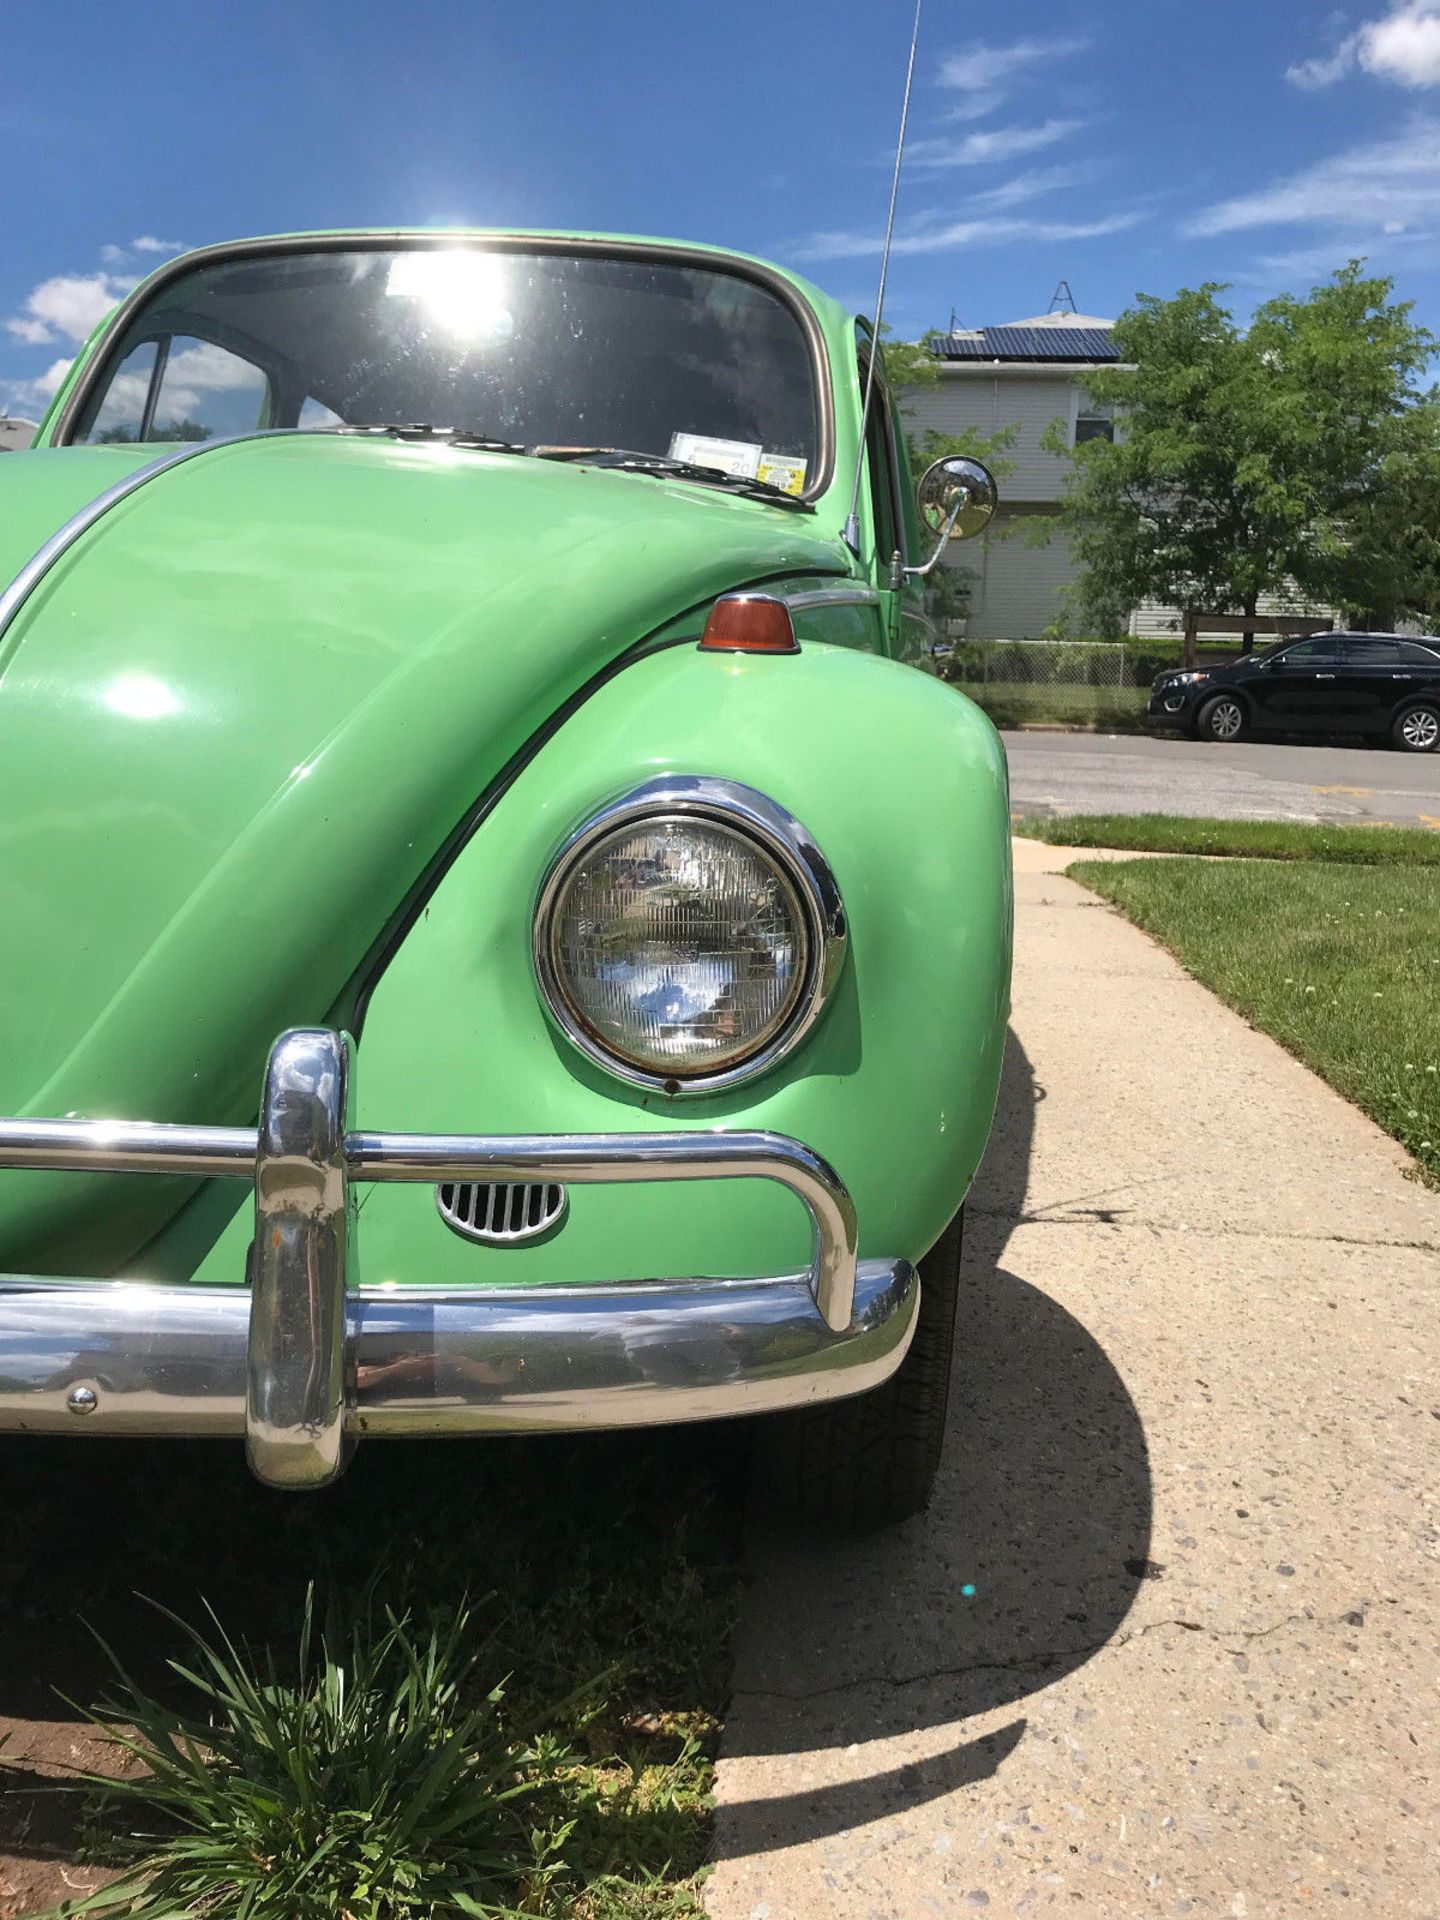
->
1004, 730, 1440, 828
708, 841, 1440, 1918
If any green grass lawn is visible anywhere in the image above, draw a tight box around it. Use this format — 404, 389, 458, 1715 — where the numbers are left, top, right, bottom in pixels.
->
954, 682, 1149, 731
1018, 813, 1440, 865
1071, 856, 1440, 1186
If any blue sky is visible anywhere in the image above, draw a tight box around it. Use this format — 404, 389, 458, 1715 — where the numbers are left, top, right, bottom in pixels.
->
7, 0, 1440, 416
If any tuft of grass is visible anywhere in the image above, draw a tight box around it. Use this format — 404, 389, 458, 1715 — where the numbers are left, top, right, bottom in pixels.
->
1, 1431, 740, 1919
1072, 856, 1440, 1185
1017, 813, 1440, 865
40, 1589, 582, 1919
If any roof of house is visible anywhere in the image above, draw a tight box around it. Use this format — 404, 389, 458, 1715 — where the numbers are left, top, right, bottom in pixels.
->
931, 311, 1120, 364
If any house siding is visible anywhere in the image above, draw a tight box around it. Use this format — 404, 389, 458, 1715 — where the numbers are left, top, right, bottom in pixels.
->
902, 366, 1090, 505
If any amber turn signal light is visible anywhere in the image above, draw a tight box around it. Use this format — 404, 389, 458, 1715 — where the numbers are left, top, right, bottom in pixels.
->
698, 593, 800, 655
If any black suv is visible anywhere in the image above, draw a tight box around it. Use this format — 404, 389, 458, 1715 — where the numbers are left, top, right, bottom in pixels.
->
1148, 632, 1440, 750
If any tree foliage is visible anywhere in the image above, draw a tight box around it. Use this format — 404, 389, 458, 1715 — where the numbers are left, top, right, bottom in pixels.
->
1046, 263, 1435, 632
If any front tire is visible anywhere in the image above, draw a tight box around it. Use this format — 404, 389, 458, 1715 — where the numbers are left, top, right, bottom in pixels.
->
1393, 702, 1440, 752
1196, 693, 1247, 742
759, 1208, 964, 1529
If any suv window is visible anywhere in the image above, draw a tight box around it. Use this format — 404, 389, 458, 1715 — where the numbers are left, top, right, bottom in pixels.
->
1351, 638, 1401, 664
1398, 640, 1440, 665
1277, 636, 1346, 666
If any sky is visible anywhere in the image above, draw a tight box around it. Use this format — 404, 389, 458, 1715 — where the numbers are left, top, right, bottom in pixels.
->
6, 0, 1440, 418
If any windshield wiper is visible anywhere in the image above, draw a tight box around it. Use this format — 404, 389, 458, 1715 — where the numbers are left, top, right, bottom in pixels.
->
534, 446, 810, 511
322, 423, 528, 453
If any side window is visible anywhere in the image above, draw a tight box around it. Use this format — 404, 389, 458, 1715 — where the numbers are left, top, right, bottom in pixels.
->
1353, 639, 1400, 665
1279, 636, 1346, 667
298, 396, 345, 429
84, 341, 158, 443
1397, 640, 1440, 665
147, 336, 268, 441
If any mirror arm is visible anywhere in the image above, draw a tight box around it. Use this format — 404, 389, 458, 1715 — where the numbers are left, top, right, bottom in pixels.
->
902, 491, 967, 578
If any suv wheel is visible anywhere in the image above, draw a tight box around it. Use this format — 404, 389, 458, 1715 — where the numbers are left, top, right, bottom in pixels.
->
757, 1208, 964, 1530
1394, 702, 1440, 752
1196, 694, 1246, 742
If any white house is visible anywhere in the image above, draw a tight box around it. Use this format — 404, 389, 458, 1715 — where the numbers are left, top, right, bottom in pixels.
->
900, 312, 1327, 642
0, 415, 38, 453
900, 310, 1120, 639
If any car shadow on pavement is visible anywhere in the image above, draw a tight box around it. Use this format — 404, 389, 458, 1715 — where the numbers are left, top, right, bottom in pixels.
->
716, 1029, 1154, 1859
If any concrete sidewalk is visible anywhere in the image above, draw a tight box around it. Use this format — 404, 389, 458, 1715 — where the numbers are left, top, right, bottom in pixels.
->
708, 854, 1439, 1917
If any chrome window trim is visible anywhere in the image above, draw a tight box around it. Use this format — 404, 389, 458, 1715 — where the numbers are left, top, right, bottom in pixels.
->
781, 584, 882, 613
532, 776, 847, 1098
50, 232, 836, 503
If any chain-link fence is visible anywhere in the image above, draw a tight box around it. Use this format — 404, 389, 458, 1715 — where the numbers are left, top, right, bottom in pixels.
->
944, 637, 1242, 729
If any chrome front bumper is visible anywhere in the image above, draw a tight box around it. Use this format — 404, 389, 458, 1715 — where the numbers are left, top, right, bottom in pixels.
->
0, 1030, 917, 1490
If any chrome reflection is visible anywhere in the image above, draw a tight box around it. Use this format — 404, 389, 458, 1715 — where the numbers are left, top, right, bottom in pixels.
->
0, 1260, 916, 1438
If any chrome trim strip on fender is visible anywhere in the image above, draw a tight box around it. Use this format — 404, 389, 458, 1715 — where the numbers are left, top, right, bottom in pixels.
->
0, 430, 302, 653
0, 1258, 916, 1440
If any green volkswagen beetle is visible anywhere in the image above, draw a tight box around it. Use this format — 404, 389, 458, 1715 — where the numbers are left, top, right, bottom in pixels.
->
0, 231, 1010, 1526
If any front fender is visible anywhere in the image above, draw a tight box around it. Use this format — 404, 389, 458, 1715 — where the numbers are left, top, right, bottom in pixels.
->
202, 641, 1012, 1287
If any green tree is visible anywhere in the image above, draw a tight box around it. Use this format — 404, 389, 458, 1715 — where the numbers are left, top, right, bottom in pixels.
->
1331, 392, 1440, 629
1044, 264, 1433, 636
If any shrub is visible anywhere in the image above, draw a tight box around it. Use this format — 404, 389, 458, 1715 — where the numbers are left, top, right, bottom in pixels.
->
40, 1590, 584, 1920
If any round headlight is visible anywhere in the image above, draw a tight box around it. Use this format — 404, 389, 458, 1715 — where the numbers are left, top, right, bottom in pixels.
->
535, 779, 845, 1092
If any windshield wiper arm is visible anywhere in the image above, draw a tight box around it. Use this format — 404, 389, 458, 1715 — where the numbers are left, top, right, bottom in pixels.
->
534, 446, 810, 510
322, 423, 528, 453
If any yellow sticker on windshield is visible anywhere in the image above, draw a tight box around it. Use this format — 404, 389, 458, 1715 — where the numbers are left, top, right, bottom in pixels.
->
757, 453, 807, 496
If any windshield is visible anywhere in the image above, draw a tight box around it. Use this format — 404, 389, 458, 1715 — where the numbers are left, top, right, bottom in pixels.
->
69, 244, 823, 492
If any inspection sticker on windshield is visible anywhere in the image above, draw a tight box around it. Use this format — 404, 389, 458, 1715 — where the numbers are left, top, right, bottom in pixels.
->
756, 452, 807, 496
668, 432, 762, 477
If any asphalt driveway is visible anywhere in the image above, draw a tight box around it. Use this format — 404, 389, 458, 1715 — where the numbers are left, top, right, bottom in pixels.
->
707, 841, 1439, 1917
1005, 730, 1440, 828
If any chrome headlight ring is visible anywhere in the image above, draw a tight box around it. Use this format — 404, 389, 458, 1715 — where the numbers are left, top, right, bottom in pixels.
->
533, 776, 847, 1095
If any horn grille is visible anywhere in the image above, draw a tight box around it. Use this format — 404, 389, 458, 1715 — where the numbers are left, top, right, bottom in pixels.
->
435, 1181, 567, 1246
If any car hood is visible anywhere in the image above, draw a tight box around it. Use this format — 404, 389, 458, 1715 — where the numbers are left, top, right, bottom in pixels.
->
0, 435, 849, 1270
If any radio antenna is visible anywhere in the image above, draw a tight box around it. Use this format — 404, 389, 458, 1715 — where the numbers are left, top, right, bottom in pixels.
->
844, 0, 924, 554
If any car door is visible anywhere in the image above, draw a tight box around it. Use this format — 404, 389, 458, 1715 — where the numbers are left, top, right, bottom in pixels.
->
1330, 636, 1402, 735
1251, 634, 1350, 732
1389, 639, 1440, 717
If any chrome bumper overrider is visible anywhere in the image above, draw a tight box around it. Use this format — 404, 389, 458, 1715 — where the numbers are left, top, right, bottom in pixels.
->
0, 1030, 917, 1490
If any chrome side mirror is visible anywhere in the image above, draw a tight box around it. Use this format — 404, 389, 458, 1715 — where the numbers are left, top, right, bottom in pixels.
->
906, 456, 997, 578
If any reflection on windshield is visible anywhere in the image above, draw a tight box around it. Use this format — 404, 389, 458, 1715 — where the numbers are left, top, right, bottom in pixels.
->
74, 245, 822, 492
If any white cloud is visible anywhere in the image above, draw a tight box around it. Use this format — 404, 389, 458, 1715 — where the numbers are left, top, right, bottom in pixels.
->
1187, 117, 1440, 234
5, 271, 127, 345
796, 210, 1141, 263
131, 235, 183, 255
909, 117, 1085, 168
1287, 3, 1440, 88
939, 35, 1088, 94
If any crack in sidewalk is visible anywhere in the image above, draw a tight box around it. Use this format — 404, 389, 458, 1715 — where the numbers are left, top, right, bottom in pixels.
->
966, 1204, 1440, 1255
733, 1610, 1320, 1705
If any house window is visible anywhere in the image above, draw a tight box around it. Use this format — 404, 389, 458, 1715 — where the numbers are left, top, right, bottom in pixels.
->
1074, 412, 1114, 446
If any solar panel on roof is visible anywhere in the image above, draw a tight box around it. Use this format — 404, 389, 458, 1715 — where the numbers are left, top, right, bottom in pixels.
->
931, 326, 1120, 363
